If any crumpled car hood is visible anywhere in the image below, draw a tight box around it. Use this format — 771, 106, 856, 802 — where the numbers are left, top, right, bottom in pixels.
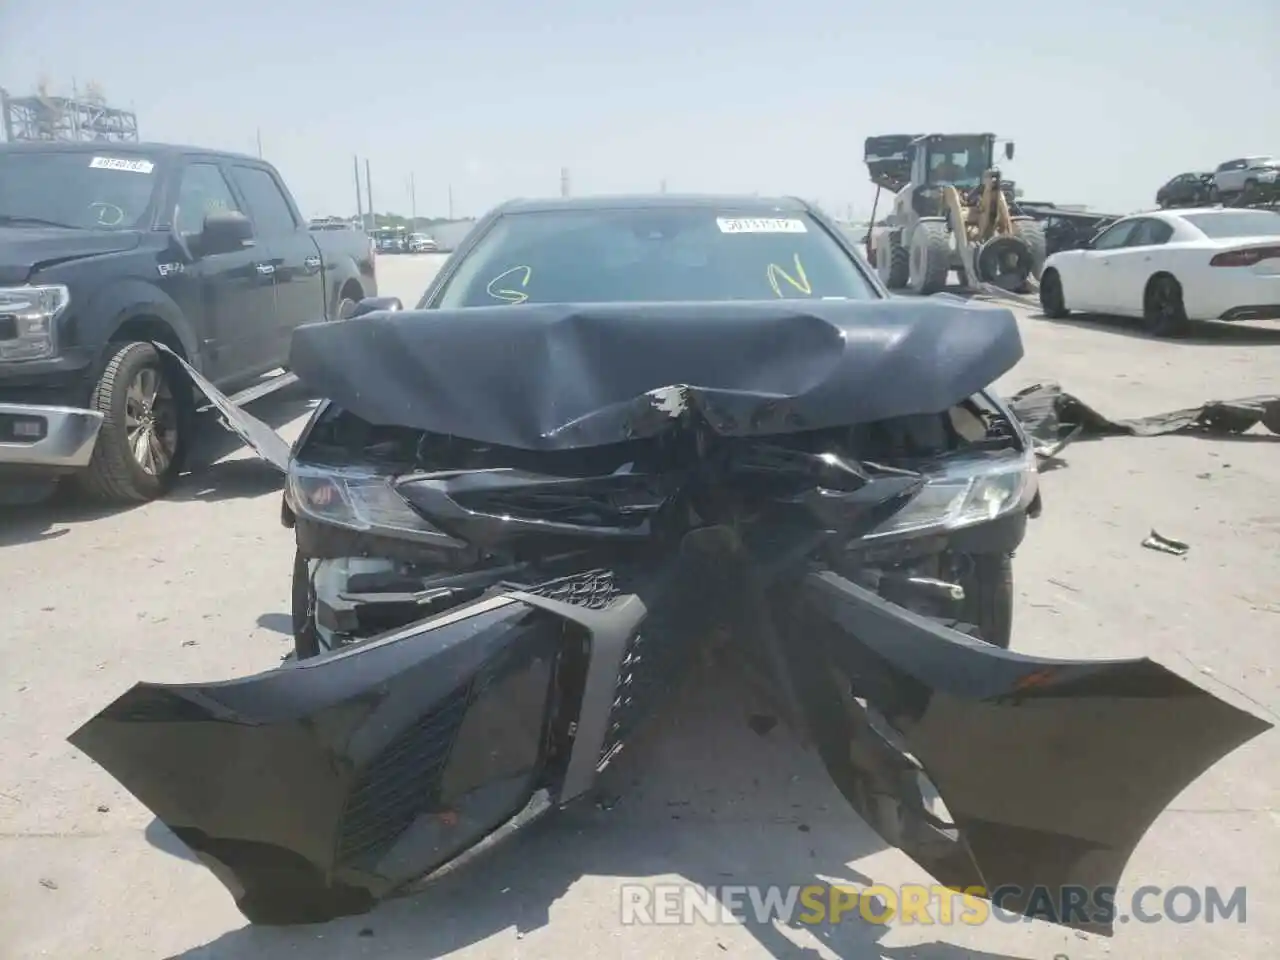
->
285, 298, 1023, 450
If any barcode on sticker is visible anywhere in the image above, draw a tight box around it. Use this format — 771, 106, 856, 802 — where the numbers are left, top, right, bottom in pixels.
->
89, 157, 155, 174
716, 217, 807, 234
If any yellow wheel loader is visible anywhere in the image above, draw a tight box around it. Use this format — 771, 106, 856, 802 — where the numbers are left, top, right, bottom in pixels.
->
865, 133, 1046, 295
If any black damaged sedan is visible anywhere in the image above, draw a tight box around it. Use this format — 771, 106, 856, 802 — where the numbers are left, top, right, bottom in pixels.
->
70, 195, 1270, 934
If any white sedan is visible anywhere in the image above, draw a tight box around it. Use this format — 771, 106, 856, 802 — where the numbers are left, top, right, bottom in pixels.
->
1038, 207, 1280, 336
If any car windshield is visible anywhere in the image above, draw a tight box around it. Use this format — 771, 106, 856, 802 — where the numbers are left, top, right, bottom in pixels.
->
1182, 211, 1280, 239
431, 206, 876, 308
0, 151, 160, 230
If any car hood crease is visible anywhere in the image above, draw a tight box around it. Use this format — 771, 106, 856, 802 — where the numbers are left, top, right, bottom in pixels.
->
287, 299, 1024, 450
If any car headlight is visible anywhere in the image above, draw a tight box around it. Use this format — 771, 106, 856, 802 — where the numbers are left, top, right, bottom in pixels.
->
0, 285, 69, 362
287, 464, 461, 545
862, 448, 1037, 540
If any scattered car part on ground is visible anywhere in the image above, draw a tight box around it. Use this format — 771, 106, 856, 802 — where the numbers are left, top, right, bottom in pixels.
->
1007, 381, 1280, 461
68, 195, 1272, 940
1037, 206, 1280, 336
864, 133, 1045, 295
0, 140, 375, 505
1142, 529, 1190, 556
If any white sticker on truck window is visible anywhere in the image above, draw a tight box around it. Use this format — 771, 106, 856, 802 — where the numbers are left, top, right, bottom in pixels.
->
89, 156, 155, 174
716, 217, 807, 234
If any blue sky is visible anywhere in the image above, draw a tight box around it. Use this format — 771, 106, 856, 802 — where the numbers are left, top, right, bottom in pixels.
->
2, 0, 1276, 221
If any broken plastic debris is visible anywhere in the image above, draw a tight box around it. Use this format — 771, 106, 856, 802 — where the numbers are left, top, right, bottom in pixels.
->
1142, 530, 1189, 556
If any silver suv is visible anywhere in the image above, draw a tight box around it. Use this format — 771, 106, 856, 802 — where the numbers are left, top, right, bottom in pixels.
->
1212, 156, 1279, 197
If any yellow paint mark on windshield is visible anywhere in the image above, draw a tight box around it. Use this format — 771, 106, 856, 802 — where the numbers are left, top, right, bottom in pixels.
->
767, 255, 812, 297
486, 265, 533, 304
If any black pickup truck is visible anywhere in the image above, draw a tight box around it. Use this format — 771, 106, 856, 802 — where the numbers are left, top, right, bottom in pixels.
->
0, 141, 376, 504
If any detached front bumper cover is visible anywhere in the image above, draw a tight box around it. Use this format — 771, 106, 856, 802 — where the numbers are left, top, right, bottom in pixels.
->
69, 556, 1270, 933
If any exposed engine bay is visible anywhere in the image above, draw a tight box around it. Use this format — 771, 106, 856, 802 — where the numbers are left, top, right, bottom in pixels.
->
291, 392, 1036, 653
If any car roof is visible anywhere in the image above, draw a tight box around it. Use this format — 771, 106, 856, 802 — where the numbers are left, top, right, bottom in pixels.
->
494, 194, 813, 215
1163, 206, 1279, 218
0, 140, 261, 162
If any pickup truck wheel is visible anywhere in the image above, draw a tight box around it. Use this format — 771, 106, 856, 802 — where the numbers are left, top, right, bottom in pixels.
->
291, 549, 322, 660
76, 341, 191, 504
336, 297, 358, 320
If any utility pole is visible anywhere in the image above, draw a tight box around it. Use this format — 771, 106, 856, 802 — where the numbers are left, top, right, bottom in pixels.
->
560, 167, 570, 198
365, 159, 374, 229
408, 173, 417, 225
660, 178, 667, 194
447, 184, 454, 220
353, 155, 364, 227
256, 128, 263, 158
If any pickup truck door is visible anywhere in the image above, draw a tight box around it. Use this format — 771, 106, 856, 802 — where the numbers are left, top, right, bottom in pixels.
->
227, 164, 326, 362
1071, 217, 1141, 313
168, 159, 277, 385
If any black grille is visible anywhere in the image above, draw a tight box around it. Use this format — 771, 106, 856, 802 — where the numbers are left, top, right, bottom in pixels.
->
524, 569, 619, 610
336, 681, 472, 864
598, 611, 694, 767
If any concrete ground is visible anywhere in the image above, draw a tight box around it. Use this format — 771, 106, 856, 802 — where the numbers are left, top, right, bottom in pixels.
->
1, 253, 1277, 960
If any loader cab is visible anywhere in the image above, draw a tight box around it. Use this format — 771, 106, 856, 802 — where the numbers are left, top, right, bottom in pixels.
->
914, 134, 998, 189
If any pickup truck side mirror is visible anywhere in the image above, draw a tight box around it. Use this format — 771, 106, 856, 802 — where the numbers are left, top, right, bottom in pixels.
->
198, 211, 254, 256
349, 296, 404, 318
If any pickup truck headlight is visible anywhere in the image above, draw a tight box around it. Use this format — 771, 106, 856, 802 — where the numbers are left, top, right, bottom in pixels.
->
862, 448, 1037, 540
0, 285, 69, 362
287, 463, 459, 545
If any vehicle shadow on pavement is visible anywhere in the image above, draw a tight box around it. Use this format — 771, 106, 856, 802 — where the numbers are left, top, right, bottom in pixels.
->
0, 489, 121, 547
167, 666, 1033, 960
1033, 312, 1280, 345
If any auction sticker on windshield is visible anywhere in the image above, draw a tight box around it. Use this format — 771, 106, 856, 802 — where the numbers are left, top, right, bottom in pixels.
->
89, 156, 155, 174
716, 217, 807, 233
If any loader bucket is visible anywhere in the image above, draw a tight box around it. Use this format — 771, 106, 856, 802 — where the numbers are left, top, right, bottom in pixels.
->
865, 135, 918, 192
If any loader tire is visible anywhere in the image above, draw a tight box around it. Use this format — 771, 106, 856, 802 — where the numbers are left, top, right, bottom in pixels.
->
1011, 218, 1047, 280
907, 222, 950, 295
878, 241, 910, 289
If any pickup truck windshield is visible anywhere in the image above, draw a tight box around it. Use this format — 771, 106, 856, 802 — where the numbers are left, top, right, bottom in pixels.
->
433, 207, 876, 307
0, 151, 160, 230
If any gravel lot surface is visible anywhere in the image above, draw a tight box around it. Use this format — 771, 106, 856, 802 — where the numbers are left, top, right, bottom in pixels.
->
2, 253, 1277, 960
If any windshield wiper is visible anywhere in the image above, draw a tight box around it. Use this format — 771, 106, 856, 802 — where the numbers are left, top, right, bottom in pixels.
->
0, 215, 82, 229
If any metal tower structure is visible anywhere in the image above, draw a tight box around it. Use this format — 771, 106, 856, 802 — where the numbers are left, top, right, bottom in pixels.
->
1, 80, 139, 144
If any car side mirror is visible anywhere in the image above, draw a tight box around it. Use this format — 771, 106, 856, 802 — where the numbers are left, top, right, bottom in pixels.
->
1004, 141, 1015, 161
1074, 237, 1093, 250
349, 296, 404, 318
198, 211, 254, 256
